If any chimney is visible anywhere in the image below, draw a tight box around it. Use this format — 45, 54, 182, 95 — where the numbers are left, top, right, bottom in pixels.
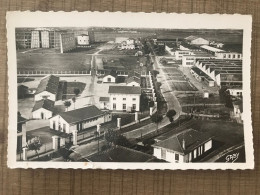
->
182, 139, 186, 150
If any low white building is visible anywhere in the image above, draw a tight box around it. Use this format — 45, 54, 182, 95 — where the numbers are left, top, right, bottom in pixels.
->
228, 87, 243, 97
49, 105, 112, 133
215, 52, 242, 60
120, 38, 135, 50
152, 129, 213, 163
108, 86, 141, 112
126, 71, 141, 87
102, 70, 117, 83
232, 100, 243, 123
77, 34, 89, 45
32, 99, 55, 119
34, 75, 59, 101
185, 36, 209, 45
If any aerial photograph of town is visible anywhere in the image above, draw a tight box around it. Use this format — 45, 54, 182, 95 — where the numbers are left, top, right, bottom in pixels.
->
16, 27, 244, 163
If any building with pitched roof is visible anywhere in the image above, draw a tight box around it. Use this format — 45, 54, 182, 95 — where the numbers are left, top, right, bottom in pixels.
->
83, 146, 162, 162
34, 75, 59, 101
126, 71, 141, 87
102, 69, 117, 83
49, 105, 111, 133
32, 99, 55, 119
152, 129, 213, 163
185, 36, 209, 45
108, 86, 141, 112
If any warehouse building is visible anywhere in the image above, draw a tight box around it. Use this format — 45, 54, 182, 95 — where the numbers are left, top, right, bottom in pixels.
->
195, 59, 242, 87
184, 35, 209, 45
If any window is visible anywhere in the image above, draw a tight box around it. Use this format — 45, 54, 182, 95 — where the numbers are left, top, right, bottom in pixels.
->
123, 98, 126, 101
113, 103, 116, 110
113, 97, 116, 100
132, 104, 136, 110
161, 149, 166, 159
233, 54, 236, 58
107, 78, 111, 82
175, 154, 179, 161
132, 98, 136, 101
238, 55, 241, 58
123, 104, 126, 110
228, 54, 231, 58
63, 124, 66, 132
223, 54, 226, 58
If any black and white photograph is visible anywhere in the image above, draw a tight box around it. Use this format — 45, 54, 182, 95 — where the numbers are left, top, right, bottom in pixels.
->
7, 12, 253, 169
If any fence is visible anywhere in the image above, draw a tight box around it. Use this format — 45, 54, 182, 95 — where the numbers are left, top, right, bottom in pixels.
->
17, 70, 92, 76
16, 142, 53, 161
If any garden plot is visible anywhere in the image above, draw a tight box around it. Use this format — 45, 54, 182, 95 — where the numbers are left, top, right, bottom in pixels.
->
170, 81, 198, 91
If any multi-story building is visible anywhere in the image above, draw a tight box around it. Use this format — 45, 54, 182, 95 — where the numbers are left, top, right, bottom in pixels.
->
108, 86, 141, 112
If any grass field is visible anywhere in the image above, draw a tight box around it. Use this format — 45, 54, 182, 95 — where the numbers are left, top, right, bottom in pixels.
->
177, 93, 222, 105
170, 81, 198, 91
99, 47, 138, 55
17, 52, 92, 72
98, 55, 140, 71
192, 120, 244, 146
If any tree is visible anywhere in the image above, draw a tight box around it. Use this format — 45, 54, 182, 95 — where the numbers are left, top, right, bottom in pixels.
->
151, 70, 159, 78
149, 101, 155, 108
74, 88, 80, 96
150, 112, 163, 132
72, 97, 76, 109
166, 109, 177, 123
104, 129, 130, 147
140, 93, 149, 113
26, 136, 42, 159
64, 100, 71, 111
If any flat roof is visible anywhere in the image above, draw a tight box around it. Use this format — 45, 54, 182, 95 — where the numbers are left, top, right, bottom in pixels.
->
200, 45, 225, 53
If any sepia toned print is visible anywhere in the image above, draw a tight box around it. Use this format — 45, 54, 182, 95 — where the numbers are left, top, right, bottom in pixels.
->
7, 12, 253, 169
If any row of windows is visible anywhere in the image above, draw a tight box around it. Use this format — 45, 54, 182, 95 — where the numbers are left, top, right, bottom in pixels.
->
223, 54, 241, 59
113, 97, 136, 101
113, 103, 136, 110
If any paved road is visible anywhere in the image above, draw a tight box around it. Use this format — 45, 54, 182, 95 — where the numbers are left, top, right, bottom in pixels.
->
123, 44, 182, 139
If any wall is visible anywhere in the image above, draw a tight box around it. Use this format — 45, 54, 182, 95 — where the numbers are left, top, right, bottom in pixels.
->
103, 75, 116, 83
126, 81, 140, 87
34, 91, 56, 101
32, 108, 53, 119
77, 35, 89, 45
109, 93, 140, 111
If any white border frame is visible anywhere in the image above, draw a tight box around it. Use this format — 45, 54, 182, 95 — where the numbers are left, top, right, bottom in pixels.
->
7, 11, 254, 169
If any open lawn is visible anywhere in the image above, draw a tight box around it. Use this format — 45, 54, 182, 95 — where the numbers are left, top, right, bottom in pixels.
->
17, 52, 92, 72
170, 81, 198, 91
177, 93, 222, 105
192, 120, 244, 146
99, 47, 138, 55
98, 55, 139, 71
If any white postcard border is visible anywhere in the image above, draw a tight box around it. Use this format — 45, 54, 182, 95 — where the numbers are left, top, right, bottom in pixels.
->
6, 11, 254, 169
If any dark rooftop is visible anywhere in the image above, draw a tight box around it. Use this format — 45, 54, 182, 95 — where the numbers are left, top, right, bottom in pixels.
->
153, 129, 213, 155
99, 97, 110, 102
87, 146, 159, 162
57, 105, 105, 124
35, 75, 59, 95
32, 99, 55, 112
108, 86, 141, 95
